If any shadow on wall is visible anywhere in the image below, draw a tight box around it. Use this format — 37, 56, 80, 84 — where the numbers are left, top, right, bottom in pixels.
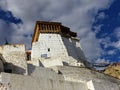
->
0, 54, 5, 72
28, 60, 46, 75
27, 64, 36, 75
0, 54, 26, 74
0, 54, 6, 63
4, 62, 26, 75
61, 37, 86, 62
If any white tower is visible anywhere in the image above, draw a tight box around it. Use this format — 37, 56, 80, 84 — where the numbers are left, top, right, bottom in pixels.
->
31, 21, 85, 67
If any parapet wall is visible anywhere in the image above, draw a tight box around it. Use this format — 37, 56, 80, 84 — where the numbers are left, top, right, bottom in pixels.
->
0, 65, 120, 90
0, 44, 27, 75
0, 66, 88, 90
92, 80, 120, 90
53, 66, 120, 85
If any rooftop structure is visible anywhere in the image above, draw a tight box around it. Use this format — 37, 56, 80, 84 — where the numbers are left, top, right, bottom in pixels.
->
32, 21, 77, 43
31, 21, 85, 67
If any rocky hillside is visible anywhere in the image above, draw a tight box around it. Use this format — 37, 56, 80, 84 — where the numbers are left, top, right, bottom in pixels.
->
104, 65, 120, 79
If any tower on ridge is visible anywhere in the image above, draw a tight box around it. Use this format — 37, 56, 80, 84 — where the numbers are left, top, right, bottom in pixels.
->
31, 21, 86, 67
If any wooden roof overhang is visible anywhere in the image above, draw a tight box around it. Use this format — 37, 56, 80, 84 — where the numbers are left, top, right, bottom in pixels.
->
32, 21, 77, 43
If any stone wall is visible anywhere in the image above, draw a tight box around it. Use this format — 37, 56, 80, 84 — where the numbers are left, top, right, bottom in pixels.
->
92, 80, 120, 90
39, 57, 63, 67
0, 44, 27, 75
86, 80, 120, 90
51, 66, 120, 90
50, 66, 120, 85
0, 66, 88, 90
0, 65, 120, 90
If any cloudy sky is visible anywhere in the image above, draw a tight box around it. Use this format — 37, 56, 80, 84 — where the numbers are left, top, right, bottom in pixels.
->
0, 0, 120, 63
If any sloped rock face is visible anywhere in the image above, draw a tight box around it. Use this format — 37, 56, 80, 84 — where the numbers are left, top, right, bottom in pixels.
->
104, 65, 120, 79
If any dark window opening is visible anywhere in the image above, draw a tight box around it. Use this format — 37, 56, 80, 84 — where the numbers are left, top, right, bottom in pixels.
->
26, 51, 31, 61
48, 48, 50, 52
27, 54, 31, 61
58, 70, 62, 74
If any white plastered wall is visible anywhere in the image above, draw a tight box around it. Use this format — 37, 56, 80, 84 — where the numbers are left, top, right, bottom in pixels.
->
0, 44, 27, 75
32, 34, 68, 59
61, 37, 85, 62
31, 33, 85, 67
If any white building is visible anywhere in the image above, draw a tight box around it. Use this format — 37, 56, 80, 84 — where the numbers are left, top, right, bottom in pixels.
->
31, 21, 85, 67
0, 21, 119, 90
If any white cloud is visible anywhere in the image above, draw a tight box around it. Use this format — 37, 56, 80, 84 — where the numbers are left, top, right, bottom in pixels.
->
107, 50, 116, 55
93, 24, 103, 34
99, 31, 120, 50
106, 27, 120, 50
112, 41, 120, 50
78, 29, 103, 60
99, 37, 111, 48
96, 12, 106, 19
114, 27, 120, 39
0, 0, 114, 60
0, 0, 8, 10
95, 58, 110, 64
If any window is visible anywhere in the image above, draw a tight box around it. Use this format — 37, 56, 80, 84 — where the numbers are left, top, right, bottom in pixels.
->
26, 51, 31, 61
48, 48, 50, 52
27, 54, 31, 61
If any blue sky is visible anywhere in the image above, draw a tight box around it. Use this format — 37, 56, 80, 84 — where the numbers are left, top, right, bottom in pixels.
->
0, 0, 120, 63
92, 0, 120, 63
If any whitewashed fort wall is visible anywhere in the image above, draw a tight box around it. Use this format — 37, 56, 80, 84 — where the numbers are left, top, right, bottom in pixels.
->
31, 33, 85, 67
0, 44, 27, 75
0, 66, 119, 90
0, 67, 87, 90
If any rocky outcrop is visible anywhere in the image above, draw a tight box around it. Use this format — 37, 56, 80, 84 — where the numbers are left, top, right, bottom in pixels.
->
104, 65, 120, 79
